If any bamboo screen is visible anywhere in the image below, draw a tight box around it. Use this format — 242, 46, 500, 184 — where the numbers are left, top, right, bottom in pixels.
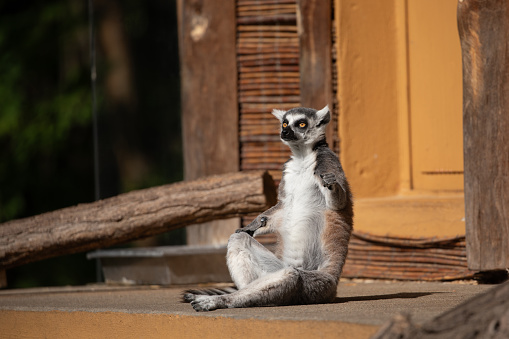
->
236, 0, 339, 226
236, 0, 339, 182
237, 0, 298, 185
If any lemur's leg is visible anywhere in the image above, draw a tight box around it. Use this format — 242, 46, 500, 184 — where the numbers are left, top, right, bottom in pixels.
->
190, 267, 338, 312
191, 266, 300, 311
227, 232, 285, 289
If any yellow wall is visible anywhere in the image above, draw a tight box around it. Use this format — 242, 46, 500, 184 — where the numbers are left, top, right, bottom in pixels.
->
335, 0, 408, 197
407, 0, 463, 191
335, 0, 463, 197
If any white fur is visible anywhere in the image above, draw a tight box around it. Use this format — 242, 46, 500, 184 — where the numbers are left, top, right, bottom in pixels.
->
280, 151, 326, 268
316, 105, 329, 120
272, 109, 285, 122
227, 232, 284, 289
285, 114, 306, 125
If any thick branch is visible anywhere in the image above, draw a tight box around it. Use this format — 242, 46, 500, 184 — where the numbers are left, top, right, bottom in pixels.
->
372, 281, 509, 339
0, 171, 277, 269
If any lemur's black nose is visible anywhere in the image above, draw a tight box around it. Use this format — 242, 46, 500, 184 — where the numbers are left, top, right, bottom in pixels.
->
281, 127, 297, 141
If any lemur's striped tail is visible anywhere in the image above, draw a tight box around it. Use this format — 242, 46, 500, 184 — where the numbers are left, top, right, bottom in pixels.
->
181, 286, 238, 303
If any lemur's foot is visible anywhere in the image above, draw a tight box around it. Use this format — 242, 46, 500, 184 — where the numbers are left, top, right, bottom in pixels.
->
190, 295, 221, 312
320, 173, 336, 190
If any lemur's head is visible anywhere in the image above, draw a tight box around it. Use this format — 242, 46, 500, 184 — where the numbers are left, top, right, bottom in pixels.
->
272, 105, 330, 147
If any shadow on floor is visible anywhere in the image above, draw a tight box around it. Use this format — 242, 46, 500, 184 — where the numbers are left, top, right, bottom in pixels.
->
333, 292, 441, 303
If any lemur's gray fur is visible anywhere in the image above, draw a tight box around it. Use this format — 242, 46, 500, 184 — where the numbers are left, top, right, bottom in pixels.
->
183, 105, 353, 311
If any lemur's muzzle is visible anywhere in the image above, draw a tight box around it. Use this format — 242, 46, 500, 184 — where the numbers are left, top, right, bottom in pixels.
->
281, 127, 297, 141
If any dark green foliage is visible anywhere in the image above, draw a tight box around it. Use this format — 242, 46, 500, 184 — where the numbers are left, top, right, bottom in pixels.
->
0, 1, 94, 221
1, 0, 183, 288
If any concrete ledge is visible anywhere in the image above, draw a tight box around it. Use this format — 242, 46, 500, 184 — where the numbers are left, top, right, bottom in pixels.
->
0, 281, 492, 339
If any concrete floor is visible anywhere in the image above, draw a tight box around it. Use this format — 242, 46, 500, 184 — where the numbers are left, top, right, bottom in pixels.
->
0, 280, 495, 338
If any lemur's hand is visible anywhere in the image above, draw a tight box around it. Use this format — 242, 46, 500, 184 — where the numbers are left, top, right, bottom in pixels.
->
235, 216, 268, 237
320, 173, 337, 190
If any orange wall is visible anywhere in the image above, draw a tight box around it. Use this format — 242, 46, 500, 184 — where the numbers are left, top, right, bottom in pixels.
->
335, 0, 463, 197
407, 0, 464, 191
335, 0, 408, 197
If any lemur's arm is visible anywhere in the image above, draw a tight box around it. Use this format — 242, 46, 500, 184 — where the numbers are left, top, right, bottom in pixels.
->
314, 148, 349, 210
236, 177, 286, 236
236, 201, 283, 236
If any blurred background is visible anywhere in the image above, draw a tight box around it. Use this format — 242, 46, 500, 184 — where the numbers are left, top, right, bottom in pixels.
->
1, 0, 184, 287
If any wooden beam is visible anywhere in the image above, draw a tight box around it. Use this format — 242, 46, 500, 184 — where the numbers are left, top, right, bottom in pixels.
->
0, 171, 276, 269
458, 0, 509, 270
177, 0, 240, 245
297, 0, 334, 141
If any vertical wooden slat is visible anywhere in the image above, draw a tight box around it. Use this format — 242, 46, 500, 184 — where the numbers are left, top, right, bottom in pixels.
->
178, 0, 240, 245
458, 0, 509, 270
297, 0, 335, 144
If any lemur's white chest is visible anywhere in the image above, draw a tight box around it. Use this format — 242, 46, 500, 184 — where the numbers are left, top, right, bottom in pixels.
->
280, 152, 326, 268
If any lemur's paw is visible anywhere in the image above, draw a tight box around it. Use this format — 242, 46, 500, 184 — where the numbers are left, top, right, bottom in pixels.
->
235, 216, 267, 236
235, 228, 255, 236
190, 296, 219, 312
182, 292, 196, 303
320, 173, 336, 190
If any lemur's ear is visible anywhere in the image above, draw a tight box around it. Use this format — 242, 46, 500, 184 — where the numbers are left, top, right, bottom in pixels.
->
316, 105, 330, 127
272, 109, 285, 122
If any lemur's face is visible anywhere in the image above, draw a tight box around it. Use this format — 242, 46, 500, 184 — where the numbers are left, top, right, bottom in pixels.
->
272, 106, 330, 146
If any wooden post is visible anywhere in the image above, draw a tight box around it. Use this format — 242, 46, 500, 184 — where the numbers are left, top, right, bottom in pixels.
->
0, 171, 276, 269
297, 0, 334, 142
458, 0, 509, 270
177, 0, 240, 245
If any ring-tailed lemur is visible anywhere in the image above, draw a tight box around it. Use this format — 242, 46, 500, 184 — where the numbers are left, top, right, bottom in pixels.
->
183, 105, 353, 311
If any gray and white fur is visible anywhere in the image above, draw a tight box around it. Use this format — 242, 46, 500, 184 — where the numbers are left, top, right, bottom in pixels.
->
183, 105, 353, 311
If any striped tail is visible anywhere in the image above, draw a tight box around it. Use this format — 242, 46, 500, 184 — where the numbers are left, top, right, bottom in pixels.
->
181, 286, 238, 303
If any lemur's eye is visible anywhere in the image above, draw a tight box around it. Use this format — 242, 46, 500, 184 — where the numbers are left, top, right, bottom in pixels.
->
282, 122, 288, 128
299, 122, 306, 128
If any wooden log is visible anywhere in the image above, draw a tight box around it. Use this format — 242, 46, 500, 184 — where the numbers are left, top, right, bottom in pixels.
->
458, 0, 509, 270
0, 171, 277, 269
372, 281, 509, 338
